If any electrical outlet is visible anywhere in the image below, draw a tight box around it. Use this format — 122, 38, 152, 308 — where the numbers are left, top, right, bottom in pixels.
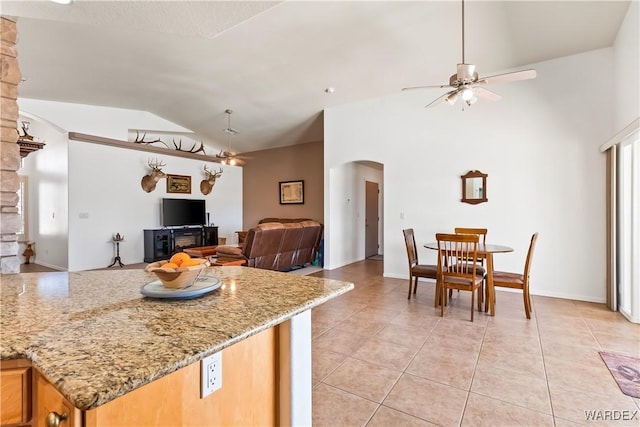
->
201, 352, 222, 398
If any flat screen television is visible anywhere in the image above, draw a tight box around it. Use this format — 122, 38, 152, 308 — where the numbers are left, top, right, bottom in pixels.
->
161, 198, 206, 227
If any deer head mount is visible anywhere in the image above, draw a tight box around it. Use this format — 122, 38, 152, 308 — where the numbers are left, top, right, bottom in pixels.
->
200, 165, 223, 195
141, 158, 167, 193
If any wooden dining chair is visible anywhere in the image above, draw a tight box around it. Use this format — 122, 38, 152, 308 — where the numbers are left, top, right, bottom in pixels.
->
454, 227, 488, 275
454, 227, 488, 308
402, 228, 438, 300
436, 233, 485, 321
492, 232, 538, 319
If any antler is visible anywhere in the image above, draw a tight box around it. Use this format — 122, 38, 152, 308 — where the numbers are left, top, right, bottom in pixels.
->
204, 165, 223, 177
133, 131, 169, 148
148, 158, 166, 170
173, 139, 206, 154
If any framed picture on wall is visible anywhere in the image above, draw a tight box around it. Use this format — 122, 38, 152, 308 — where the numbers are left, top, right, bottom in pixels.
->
279, 180, 304, 204
167, 174, 191, 194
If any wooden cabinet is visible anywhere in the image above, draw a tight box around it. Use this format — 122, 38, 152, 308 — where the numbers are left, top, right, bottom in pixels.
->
4, 325, 277, 427
35, 374, 80, 427
144, 227, 218, 262
1, 360, 32, 426
84, 327, 276, 426
143, 228, 172, 262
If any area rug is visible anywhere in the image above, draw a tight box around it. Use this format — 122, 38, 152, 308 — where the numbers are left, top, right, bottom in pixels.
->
599, 351, 640, 398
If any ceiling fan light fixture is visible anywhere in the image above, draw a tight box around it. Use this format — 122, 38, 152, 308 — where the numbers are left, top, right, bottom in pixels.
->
216, 108, 246, 166
445, 92, 458, 105
461, 87, 474, 101
401, 0, 536, 108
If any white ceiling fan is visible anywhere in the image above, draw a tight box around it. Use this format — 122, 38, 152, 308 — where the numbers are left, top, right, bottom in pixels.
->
402, 0, 536, 108
216, 109, 249, 166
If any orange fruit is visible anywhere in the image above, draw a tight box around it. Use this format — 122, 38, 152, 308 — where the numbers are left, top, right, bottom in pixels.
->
162, 262, 179, 269
181, 258, 202, 267
169, 252, 191, 266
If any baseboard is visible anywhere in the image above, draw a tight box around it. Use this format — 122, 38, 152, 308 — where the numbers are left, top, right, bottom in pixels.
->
28, 261, 65, 271
530, 289, 606, 304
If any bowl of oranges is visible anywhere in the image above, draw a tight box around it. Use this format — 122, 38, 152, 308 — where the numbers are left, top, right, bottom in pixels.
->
145, 252, 210, 289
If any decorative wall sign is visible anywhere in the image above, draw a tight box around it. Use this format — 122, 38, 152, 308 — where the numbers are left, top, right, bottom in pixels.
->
167, 174, 191, 194
280, 180, 304, 204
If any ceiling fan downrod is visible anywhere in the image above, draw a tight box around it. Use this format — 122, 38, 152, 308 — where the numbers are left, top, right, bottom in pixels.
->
461, 0, 465, 64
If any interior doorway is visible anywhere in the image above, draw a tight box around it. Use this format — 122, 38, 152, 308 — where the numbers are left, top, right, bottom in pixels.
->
365, 180, 379, 258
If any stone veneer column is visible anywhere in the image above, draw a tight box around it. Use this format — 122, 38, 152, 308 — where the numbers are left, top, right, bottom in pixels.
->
0, 17, 21, 274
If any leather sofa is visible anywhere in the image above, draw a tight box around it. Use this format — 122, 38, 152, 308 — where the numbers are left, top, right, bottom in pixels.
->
258, 217, 313, 224
216, 220, 323, 271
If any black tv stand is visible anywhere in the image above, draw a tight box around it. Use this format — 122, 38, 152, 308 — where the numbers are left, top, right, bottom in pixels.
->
143, 226, 218, 263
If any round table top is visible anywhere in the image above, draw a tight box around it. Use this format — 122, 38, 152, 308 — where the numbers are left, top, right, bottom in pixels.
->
423, 242, 513, 253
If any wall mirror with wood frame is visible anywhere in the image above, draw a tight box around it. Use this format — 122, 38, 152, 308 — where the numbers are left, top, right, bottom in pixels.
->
461, 170, 487, 204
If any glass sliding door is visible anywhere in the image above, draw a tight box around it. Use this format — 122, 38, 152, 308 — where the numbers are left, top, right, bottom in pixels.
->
618, 130, 639, 323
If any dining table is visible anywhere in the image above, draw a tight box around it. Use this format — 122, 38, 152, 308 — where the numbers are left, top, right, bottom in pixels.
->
424, 242, 513, 316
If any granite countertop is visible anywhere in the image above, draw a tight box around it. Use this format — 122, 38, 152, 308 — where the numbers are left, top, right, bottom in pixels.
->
0, 266, 353, 410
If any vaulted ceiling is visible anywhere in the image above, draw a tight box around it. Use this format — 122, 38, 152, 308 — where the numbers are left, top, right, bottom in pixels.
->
3, 1, 631, 154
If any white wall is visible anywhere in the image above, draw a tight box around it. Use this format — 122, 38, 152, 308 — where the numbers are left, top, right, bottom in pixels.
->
18, 100, 243, 272
18, 115, 69, 270
613, 0, 640, 131
324, 48, 616, 303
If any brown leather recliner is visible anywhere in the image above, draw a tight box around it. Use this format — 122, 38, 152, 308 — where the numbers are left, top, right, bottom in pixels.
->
216, 221, 323, 271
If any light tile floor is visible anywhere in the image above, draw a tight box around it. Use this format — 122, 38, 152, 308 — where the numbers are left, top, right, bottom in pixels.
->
310, 260, 640, 426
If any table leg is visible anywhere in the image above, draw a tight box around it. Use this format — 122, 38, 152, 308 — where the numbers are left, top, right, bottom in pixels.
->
486, 254, 495, 316
107, 242, 125, 268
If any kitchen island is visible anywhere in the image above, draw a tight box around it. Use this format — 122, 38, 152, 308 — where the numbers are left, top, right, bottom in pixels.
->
0, 266, 353, 426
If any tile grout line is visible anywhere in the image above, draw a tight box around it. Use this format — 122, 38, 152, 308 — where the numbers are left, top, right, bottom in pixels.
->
459, 313, 491, 426
533, 296, 561, 426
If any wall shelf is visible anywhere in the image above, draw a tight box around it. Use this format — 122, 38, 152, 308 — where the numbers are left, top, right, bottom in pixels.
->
68, 132, 223, 163
18, 137, 45, 158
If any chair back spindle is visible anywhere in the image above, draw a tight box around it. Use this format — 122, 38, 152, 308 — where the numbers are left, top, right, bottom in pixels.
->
454, 227, 487, 266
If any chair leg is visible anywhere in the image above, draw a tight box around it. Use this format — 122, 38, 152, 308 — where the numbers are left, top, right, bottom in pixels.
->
441, 285, 446, 317
413, 276, 418, 295
523, 287, 531, 319
477, 283, 483, 312
470, 288, 475, 322
484, 279, 489, 312
407, 276, 413, 299
434, 279, 440, 307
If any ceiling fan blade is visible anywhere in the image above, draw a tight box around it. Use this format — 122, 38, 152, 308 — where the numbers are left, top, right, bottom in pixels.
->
474, 87, 502, 101
477, 69, 536, 85
402, 83, 450, 91
425, 90, 456, 108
